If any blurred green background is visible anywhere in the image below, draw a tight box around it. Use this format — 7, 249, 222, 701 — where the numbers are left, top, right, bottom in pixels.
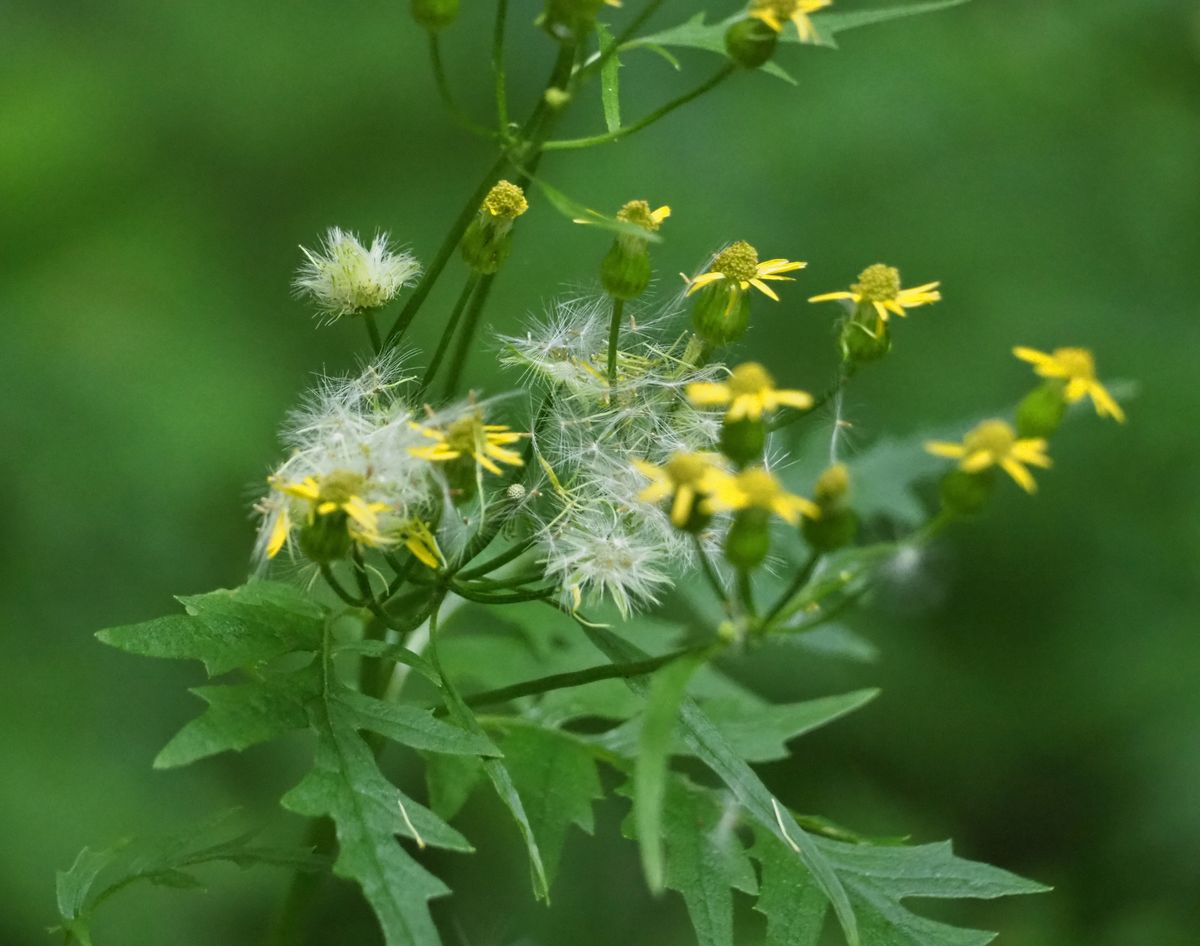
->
4, 0, 1199, 943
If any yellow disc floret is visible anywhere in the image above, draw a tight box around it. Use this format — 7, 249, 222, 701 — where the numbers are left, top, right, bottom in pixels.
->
482, 180, 529, 220
687, 242, 807, 302
410, 413, 526, 476
809, 262, 941, 323
617, 200, 671, 232
633, 452, 722, 528
1013, 345, 1125, 422
926, 419, 1053, 494
686, 361, 814, 421
704, 467, 820, 524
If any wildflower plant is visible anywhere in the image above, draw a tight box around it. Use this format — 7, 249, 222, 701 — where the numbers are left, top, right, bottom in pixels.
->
58, 3, 1130, 946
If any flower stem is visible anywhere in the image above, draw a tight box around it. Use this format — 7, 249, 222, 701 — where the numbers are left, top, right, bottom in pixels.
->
418, 272, 481, 400
542, 64, 736, 151
692, 534, 731, 612
606, 296, 625, 385
576, 0, 666, 86
762, 551, 821, 626
429, 33, 494, 139
362, 310, 382, 354
442, 272, 496, 399
493, 0, 510, 132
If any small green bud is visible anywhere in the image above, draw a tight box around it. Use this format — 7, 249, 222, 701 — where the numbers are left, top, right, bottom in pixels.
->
601, 242, 651, 300
298, 512, 353, 563
939, 468, 995, 516
725, 508, 771, 569
461, 219, 513, 275
1015, 381, 1067, 438
540, 0, 605, 40
411, 0, 459, 31
724, 17, 778, 69
692, 283, 751, 346
840, 316, 891, 365
720, 416, 766, 468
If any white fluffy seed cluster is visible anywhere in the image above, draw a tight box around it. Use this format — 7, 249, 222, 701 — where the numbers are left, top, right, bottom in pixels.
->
504, 295, 726, 617
253, 353, 471, 563
293, 228, 421, 322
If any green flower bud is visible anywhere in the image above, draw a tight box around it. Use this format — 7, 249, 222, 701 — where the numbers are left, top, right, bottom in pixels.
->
540, 0, 606, 40
720, 416, 767, 468
692, 283, 751, 346
461, 180, 528, 275
411, 0, 460, 31
725, 508, 771, 569
840, 316, 891, 365
724, 17, 778, 69
939, 468, 996, 516
1015, 381, 1067, 438
601, 243, 651, 300
803, 508, 859, 552
298, 511, 353, 563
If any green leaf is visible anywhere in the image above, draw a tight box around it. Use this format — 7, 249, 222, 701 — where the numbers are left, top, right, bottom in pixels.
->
495, 724, 603, 887
753, 826, 1049, 946
337, 688, 496, 756
154, 674, 309, 768
806, 0, 973, 49
572, 617, 861, 946
97, 581, 324, 676
532, 177, 665, 243
598, 22, 621, 132
423, 751, 485, 821
431, 622, 551, 902
635, 652, 705, 892
55, 812, 323, 946
597, 687, 879, 764
621, 774, 757, 946
334, 638, 441, 686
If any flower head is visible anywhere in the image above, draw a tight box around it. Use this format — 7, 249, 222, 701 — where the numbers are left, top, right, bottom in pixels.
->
749, 0, 832, 42
687, 241, 807, 302
686, 362, 813, 421
705, 467, 819, 524
410, 412, 525, 476
482, 180, 529, 220
633, 452, 723, 528
293, 228, 421, 321
268, 470, 392, 558
926, 419, 1052, 494
1013, 346, 1124, 423
809, 263, 941, 323
617, 200, 671, 232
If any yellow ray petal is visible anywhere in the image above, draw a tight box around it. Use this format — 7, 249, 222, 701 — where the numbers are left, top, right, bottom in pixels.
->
1001, 458, 1037, 493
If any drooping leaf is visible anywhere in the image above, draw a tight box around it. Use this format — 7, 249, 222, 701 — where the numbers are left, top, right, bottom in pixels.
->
624, 13, 797, 84
154, 673, 309, 768
337, 687, 496, 756
571, 615, 861, 946
55, 811, 324, 946
533, 177, 665, 243
430, 622, 551, 902
635, 651, 706, 892
335, 638, 441, 686
97, 581, 324, 676
495, 723, 603, 887
621, 774, 757, 946
597, 22, 622, 132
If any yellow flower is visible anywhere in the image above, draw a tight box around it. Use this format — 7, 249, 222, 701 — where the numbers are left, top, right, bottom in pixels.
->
925, 419, 1052, 494
617, 200, 670, 231
633, 452, 723, 527
398, 518, 445, 570
704, 467, 820, 524
409, 413, 525, 476
269, 473, 391, 557
749, 0, 832, 42
686, 362, 814, 421
686, 241, 806, 302
1013, 346, 1125, 423
481, 180, 529, 220
809, 263, 941, 323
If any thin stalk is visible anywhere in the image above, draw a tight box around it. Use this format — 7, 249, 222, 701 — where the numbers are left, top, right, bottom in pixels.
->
419, 272, 481, 400
319, 563, 365, 608
442, 272, 496, 399
692, 534, 730, 609
493, 0, 510, 131
450, 582, 554, 605
363, 310, 382, 354
446, 645, 705, 712
606, 296, 625, 384
770, 366, 853, 432
737, 568, 758, 619
542, 64, 735, 151
383, 153, 506, 348
762, 551, 821, 626
457, 535, 536, 579
576, 0, 667, 85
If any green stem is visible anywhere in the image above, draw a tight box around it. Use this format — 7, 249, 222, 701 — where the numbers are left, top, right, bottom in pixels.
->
419, 272, 481, 400
762, 551, 821, 626
266, 816, 335, 946
692, 534, 730, 610
606, 296, 625, 385
319, 563, 365, 608
363, 311, 382, 354
447, 645, 705, 712
737, 568, 758, 619
383, 153, 506, 349
457, 536, 536, 579
450, 582, 554, 604
442, 272, 496, 399
493, 0, 510, 131
577, 0, 666, 86
542, 64, 735, 151
770, 366, 853, 431
429, 33, 494, 139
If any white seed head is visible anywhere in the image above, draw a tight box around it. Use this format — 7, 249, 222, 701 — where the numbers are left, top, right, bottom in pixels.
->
293, 227, 421, 321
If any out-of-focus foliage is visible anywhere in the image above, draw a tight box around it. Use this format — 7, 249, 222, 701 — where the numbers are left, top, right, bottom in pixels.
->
4, 0, 1199, 944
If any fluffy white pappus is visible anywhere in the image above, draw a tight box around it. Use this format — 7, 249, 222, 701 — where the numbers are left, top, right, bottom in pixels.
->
498, 294, 611, 395
540, 511, 678, 619
293, 227, 421, 322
